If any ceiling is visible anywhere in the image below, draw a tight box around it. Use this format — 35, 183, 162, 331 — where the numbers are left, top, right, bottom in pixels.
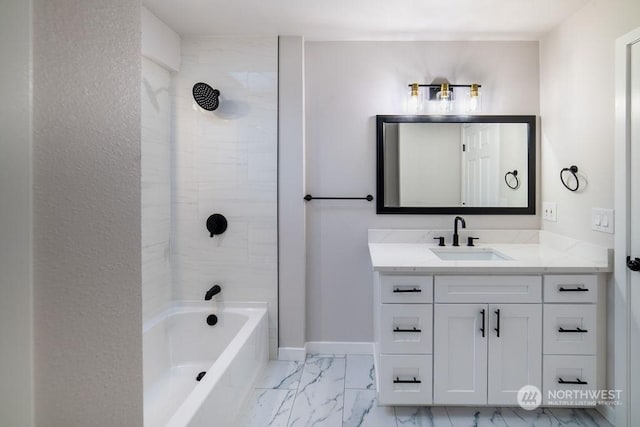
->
143, 0, 590, 40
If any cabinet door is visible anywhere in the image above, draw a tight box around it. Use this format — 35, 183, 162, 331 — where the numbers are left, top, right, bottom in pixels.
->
488, 304, 542, 405
434, 304, 487, 404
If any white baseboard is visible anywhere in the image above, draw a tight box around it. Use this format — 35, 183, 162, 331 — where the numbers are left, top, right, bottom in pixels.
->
277, 347, 306, 361
278, 342, 374, 361
305, 341, 374, 356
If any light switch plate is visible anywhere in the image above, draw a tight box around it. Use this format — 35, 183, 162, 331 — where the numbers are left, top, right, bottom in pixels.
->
543, 202, 557, 222
592, 208, 614, 234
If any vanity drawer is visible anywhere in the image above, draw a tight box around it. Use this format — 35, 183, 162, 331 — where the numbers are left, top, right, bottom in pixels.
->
378, 354, 433, 405
543, 305, 596, 355
380, 274, 433, 303
434, 275, 541, 303
380, 304, 433, 354
544, 275, 598, 303
543, 355, 596, 406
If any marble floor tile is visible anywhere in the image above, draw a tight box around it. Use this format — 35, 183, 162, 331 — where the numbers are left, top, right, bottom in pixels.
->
445, 407, 507, 427
498, 407, 561, 427
237, 389, 296, 427
342, 390, 396, 427
345, 355, 376, 390
548, 408, 613, 427
395, 406, 452, 427
306, 353, 346, 359
287, 356, 346, 427
255, 360, 304, 390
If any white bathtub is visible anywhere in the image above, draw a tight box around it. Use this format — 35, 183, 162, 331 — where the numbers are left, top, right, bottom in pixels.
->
143, 302, 268, 427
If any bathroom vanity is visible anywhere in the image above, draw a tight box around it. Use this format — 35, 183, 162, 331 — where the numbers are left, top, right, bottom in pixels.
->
368, 229, 612, 407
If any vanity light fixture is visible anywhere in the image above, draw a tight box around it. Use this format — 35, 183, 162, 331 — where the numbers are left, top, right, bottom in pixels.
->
468, 83, 482, 113
405, 82, 482, 114
436, 83, 453, 113
406, 83, 424, 114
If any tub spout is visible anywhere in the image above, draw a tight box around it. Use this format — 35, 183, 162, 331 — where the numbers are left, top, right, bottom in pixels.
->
205, 284, 222, 300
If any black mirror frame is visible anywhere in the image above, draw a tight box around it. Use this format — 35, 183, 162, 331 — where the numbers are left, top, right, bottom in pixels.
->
376, 115, 536, 215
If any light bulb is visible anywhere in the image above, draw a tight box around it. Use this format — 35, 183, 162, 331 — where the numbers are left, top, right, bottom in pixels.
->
405, 83, 424, 114
436, 84, 453, 113
467, 84, 482, 113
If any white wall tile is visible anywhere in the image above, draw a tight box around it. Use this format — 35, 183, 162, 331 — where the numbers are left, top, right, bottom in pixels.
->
173, 37, 278, 357
142, 57, 172, 322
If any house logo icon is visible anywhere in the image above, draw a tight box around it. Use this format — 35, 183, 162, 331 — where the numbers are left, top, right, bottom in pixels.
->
517, 385, 542, 410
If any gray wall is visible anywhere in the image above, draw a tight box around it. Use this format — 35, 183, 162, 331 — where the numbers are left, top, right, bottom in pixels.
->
33, 1, 143, 425
540, 0, 640, 248
278, 36, 307, 349
304, 41, 540, 342
0, 0, 33, 425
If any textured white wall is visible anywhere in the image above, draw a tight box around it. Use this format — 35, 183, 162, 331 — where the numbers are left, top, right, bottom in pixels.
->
33, 1, 143, 425
540, 0, 640, 248
0, 0, 33, 425
304, 41, 540, 341
142, 57, 173, 322
172, 37, 279, 358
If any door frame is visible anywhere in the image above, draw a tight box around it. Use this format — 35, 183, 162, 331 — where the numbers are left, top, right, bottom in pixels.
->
615, 26, 640, 427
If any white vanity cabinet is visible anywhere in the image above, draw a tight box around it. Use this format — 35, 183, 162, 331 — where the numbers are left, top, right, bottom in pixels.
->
541, 274, 606, 406
373, 272, 606, 407
374, 274, 434, 405
432, 276, 542, 405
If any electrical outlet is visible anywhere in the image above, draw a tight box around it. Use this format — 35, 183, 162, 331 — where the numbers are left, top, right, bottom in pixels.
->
543, 202, 557, 222
592, 208, 614, 234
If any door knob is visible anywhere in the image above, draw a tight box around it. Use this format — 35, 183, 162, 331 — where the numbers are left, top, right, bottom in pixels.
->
627, 256, 640, 272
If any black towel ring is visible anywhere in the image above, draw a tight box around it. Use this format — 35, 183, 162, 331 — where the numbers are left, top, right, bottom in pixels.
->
560, 165, 580, 192
504, 170, 519, 190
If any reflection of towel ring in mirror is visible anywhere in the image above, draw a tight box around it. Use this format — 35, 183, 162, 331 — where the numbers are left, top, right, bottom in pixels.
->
504, 170, 519, 190
560, 165, 580, 192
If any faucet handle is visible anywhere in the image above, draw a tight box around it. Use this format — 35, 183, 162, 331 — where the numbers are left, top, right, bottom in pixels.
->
433, 237, 445, 247
467, 237, 479, 247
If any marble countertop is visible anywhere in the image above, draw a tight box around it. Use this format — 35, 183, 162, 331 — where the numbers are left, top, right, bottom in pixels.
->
368, 230, 613, 274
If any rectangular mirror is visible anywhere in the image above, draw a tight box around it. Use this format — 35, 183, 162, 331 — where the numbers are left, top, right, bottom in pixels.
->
376, 115, 536, 214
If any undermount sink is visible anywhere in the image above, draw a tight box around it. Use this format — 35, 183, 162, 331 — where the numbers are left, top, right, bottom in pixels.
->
430, 247, 512, 261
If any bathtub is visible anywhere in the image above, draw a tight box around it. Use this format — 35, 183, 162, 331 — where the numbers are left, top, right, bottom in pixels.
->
143, 301, 268, 427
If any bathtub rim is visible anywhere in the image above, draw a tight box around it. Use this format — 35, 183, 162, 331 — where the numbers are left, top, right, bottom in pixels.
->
143, 300, 268, 427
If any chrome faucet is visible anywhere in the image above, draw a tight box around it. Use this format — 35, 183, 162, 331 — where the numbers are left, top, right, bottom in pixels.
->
453, 216, 466, 247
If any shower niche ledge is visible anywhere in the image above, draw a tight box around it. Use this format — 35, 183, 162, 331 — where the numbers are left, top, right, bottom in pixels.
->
368, 229, 611, 407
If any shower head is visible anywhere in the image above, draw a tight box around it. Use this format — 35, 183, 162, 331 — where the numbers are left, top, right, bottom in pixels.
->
192, 82, 220, 111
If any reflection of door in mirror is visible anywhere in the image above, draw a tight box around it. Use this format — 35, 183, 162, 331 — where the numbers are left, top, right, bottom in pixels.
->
462, 124, 500, 207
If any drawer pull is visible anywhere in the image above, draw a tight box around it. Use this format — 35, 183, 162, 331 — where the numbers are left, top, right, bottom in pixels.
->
558, 286, 589, 292
494, 309, 501, 338
394, 377, 421, 384
558, 327, 588, 333
393, 327, 422, 333
393, 287, 422, 293
558, 377, 588, 385
480, 309, 486, 337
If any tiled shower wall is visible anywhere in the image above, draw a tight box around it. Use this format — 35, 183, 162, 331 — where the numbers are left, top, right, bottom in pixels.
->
142, 57, 172, 322
172, 37, 279, 357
